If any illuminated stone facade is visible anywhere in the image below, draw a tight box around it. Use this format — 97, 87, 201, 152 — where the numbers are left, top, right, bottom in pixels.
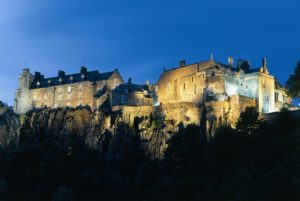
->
14, 67, 125, 114
157, 58, 291, 126
13, 58, 292, 131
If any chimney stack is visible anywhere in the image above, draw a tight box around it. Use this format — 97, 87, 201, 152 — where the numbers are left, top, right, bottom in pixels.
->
228, 57, 234, 68
145, 79, 149, 86
58, 70, 65, 78
128, 77, 132, 84
35, 71, 41, 78
179, 60, 186, 67
262, 57, 267, 68
80, 66, 87, 74
262, 57, 269, 74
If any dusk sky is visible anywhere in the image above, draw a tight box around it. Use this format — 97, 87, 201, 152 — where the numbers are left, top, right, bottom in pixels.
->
0, 0, 299, 105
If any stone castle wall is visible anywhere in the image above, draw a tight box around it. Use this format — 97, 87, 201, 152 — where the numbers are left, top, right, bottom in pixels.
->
122, 106, 154, 125
14, 69, 124, 114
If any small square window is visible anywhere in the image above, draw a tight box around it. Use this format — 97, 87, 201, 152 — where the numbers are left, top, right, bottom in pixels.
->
67, 86, 72, 93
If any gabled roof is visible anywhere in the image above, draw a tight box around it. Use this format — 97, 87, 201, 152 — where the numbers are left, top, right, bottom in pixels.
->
113, 83, 152, 94
30, 70, 115, 89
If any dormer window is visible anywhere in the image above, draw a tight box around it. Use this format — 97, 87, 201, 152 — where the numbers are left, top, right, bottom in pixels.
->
47, 80, 52, 85
81, 74, 85, 79
59, 77, 63, 82
36, 81, 40, 86
70, 76, 74, 81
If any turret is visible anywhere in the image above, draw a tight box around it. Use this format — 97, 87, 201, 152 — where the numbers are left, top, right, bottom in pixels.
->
14, 68, 34, 114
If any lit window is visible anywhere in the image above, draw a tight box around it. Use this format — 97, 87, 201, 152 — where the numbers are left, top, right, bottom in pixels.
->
67, 86, 72, 93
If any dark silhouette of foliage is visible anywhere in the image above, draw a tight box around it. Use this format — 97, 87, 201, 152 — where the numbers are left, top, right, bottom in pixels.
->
287, 60, 300, 98
236, 106, 263, 134
0, 107, 299, 201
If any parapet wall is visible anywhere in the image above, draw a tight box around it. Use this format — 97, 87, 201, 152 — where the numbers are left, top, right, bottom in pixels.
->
122, 106, 154, 125
161, 102, 203, 126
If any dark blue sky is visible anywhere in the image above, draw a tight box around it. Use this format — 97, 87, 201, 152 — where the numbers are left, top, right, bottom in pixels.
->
0, 0, 299, 105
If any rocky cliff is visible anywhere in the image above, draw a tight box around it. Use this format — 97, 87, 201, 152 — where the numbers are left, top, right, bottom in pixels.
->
11, 107, 178, 158
0, 107, 19, 147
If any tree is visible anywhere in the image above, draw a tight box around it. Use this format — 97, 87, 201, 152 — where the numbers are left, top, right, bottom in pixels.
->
235, 107, 263, 134
286, 60, 300, 98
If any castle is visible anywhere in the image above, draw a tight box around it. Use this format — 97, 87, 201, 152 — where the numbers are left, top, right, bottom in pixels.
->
14, 57, 292, 129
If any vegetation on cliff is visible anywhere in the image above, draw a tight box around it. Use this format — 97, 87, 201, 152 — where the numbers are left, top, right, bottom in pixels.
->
0, 107, 299, 201
287, 60, 300, 99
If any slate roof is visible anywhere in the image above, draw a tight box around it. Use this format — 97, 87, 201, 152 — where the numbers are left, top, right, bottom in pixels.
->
30, 70, 115, 89
113, 83, 152, 94
162, 59, 261, 74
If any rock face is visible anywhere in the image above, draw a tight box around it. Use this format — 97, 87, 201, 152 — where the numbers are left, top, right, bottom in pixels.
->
17, 107, 178, 158
0, 107, 20, 147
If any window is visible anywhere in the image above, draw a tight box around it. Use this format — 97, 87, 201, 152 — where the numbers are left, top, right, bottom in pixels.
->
114, 79, 118, 87
67, 86, 72, 93
136, 99, 139, 104
78, 91, 82, 98
183, 83, 186, 90
167, 82, 171, 93
57, 87, 63, 94
211, 71, 215, 76
67, 94, 72, 100
191, 77, 194, 82
121, 95, 125, 104
194, 84, 196, 94
275, 92, 279, 102
44, 95, 48, 100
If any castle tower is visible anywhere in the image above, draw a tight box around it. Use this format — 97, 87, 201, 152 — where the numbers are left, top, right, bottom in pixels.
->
14, 68, 34, 114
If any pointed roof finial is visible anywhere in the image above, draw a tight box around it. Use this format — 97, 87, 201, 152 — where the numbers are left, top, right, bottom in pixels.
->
210, 52, 214, 61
